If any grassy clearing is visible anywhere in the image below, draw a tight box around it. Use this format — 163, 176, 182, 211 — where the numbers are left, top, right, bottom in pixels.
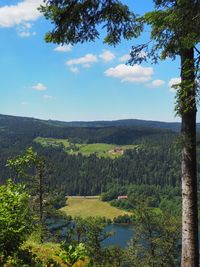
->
35, 137, 70, 147
61, 197, 131, 219
34, 137, 139, 158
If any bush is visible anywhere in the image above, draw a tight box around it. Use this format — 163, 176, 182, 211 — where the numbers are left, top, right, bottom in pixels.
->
0, 180, 33, 258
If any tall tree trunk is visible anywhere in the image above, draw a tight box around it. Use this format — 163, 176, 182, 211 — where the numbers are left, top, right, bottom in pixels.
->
181, 48, 199, 267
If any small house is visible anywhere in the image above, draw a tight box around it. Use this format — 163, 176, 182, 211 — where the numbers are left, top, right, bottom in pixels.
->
117, 196, 128, 200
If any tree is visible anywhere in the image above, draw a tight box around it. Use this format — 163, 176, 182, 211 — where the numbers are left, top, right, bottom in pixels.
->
7, 147, 46, 242
123, 203, 180, 267
65, 217, 113, 265
39, 1, 200, 265
0, 180, 33, 259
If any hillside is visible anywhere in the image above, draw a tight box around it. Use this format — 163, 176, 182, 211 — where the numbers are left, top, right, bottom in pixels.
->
0, 113, 182, 195
4, 113, 200, 200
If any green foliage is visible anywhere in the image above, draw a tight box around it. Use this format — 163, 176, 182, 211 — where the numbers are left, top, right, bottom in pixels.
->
124, 204, 181, 267
102, 183, 182, 216
39, 0, 142, 46
0, 180, 33, 258
110, 199, 134, 211
6, 147, 52, 244
101, 185, 127, 202
6, 147, 38, 178
113, 214, 133, 224
59, 243, 87, 267
65, 217, 113, 265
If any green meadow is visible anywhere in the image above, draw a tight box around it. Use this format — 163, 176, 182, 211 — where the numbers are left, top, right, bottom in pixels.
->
34, 137, 139, 158
61, 197, 131, 219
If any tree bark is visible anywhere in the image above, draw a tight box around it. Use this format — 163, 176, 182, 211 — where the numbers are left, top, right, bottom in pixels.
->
181, 48, 199, 267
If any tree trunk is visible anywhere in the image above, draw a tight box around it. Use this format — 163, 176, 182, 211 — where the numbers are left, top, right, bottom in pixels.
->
181, 48, 199, 267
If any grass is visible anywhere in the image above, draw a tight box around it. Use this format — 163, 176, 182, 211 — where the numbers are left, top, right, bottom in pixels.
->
34, 137, 139, 158
61, 197, 131, 219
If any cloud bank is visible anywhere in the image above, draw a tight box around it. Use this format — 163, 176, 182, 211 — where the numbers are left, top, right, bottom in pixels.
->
0, 0, 42, 28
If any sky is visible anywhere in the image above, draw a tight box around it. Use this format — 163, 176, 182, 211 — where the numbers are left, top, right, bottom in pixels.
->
0, 0, 191, 122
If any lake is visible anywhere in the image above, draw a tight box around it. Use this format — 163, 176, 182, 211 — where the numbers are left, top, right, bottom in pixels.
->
46, 217, 134, 248
104, 224, 134, 248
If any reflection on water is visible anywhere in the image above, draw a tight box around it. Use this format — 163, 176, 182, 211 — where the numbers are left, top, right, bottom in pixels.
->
104, 224, 134, 248
46, 217, 134, 248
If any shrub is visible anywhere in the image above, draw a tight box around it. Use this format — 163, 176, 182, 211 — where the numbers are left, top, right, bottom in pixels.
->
0, 180, 33, 257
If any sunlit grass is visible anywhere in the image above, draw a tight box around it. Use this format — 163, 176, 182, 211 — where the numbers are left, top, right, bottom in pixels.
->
61, 197, 131, 219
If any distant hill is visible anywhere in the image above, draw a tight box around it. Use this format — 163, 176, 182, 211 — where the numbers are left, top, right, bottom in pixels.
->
0, 113, 184, 131
48, 118, 181, 131
0, 114, 176, 146
2, 113, 200, 132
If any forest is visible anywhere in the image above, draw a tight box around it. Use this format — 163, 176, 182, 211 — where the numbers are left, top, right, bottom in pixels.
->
0, 114, 184, 193
0, 114, 183, 266
1, 0, 200, 265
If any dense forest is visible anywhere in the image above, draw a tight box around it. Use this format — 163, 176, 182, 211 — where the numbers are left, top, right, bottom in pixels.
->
1, 113, 200, 196
0, 114, 183, 194
0, 115, 200, 195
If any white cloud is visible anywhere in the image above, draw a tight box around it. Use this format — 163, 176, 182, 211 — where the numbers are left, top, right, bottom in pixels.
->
168, 77, 181, 91
66, 54, 98, 67
17, 22, 36, 37
69, 67, 79, 74
32, 83, 47, 91
147, 79, 165, 88
18, 31, 31, 37
24, 22, 32, 28
105, 64, 153, 83
99, 50, 115, 62
119, 54, 130, 62
43, 94, 54, 100
0, 0, 42, 28
54, 44, 72, 52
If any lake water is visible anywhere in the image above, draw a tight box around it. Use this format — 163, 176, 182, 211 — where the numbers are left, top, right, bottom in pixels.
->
46, 217, 134, 248
104, 224, 134, 248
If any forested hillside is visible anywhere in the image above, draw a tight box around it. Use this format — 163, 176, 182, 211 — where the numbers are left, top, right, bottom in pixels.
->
0, 113, 191, 196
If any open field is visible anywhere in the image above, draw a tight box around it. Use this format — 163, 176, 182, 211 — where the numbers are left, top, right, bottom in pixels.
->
61, 197, 131, 219
34, 137, 139, 158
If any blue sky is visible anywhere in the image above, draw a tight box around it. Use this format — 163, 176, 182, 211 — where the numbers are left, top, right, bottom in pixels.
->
0, 0, 188, 122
